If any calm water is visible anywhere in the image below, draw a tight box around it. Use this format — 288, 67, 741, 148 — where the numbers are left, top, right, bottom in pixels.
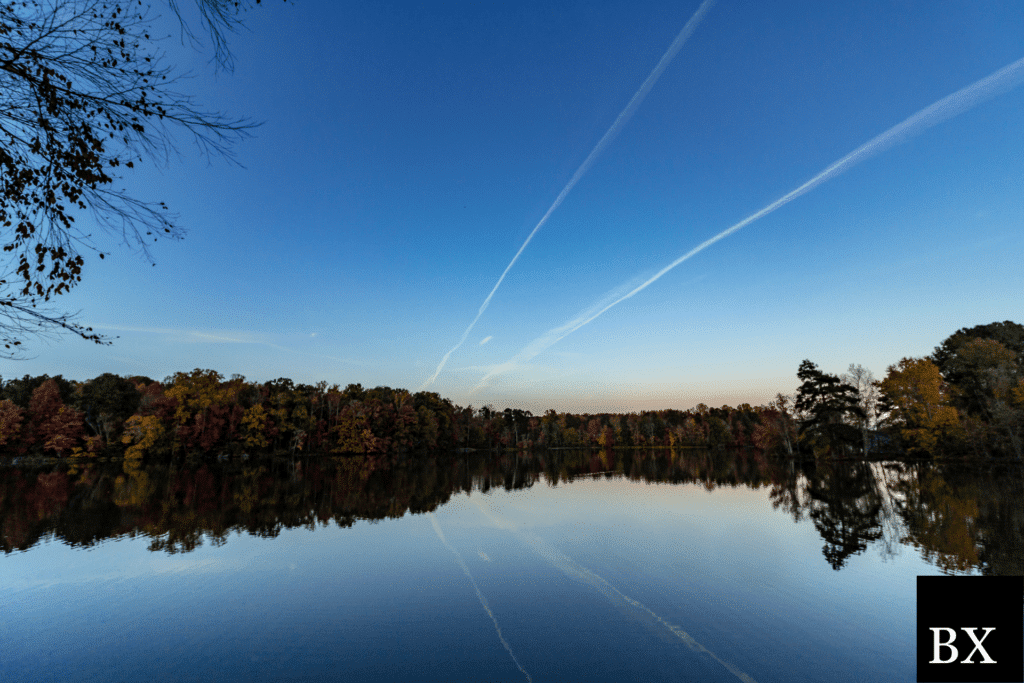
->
2, 450, 1021, 682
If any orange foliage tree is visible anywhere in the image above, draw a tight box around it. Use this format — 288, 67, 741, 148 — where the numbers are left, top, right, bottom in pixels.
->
0, 399, 25, 448
28, 379, 84, 455
878, 358, 962, 455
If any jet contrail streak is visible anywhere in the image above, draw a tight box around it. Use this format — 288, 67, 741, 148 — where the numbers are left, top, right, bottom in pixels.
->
429, 513, 532, 682
474, 54, 1024, 389
419, 0, 717, 391
470, 498, 758, 683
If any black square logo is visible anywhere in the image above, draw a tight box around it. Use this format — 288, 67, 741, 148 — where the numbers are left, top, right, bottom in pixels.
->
918, 576, 1023, 682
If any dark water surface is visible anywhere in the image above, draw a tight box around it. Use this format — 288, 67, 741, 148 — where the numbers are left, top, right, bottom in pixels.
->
2, 450, 1021, 681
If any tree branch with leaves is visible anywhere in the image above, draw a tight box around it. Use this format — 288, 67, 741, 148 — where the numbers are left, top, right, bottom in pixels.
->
1, 0, 268, 357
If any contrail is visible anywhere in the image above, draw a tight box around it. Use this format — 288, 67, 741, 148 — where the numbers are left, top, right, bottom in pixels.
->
470, 498, 758, 683
419, 0, 718, 391
474, 54, 1024, 389
429, 513, 532, 682
92, 325, 365, 366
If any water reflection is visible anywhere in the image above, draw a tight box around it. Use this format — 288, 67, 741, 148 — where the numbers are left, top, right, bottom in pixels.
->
429, 511, 533, 682
468, 494, 760, 683
2, 450, 1021, 575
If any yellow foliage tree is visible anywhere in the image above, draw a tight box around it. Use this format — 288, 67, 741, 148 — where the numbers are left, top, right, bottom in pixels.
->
121, 415, 165, 459
240, 404, 269, 449
164, 369, 233, 427
332, 404, 369, 453
1013, 379, 1024, 409
879, 357, 962, 454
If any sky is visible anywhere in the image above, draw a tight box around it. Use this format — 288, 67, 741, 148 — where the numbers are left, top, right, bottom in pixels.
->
6, 0, 1024, 414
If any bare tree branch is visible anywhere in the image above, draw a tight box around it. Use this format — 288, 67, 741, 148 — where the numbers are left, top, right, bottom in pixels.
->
1, 0, 266, 352
168, 0, 277, 73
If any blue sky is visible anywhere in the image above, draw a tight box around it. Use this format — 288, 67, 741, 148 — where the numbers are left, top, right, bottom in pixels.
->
8, 0, 1024, 413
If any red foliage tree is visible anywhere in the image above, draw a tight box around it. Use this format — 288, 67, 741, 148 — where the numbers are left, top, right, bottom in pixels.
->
0, 399, 26, 450
28, 379, 84, 455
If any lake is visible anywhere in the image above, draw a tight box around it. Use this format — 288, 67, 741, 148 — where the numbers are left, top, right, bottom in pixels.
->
1, 450, 1021, 682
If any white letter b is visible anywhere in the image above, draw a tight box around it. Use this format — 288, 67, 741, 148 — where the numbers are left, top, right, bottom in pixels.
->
930, 627, 959, 664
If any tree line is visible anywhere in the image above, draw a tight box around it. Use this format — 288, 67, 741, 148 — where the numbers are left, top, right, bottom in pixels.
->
0, 320, 1021, 459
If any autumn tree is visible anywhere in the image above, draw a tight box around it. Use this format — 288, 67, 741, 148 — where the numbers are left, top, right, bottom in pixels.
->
27, 378, 84, 454
0, 397, 24, 447
1, 0, 266, 355
332, 402, 372, 454
0, 373, 75, 408
164, 368, 240, 449
877, 358, 962, 456
240, 403, 269, 449
121, 414, 165, 458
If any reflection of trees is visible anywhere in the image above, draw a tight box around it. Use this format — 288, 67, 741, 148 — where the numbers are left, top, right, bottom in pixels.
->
804, 461, 883, 570
770, 459, 808, 522
1, 455, 466, 553
890, 463, 1024, 575
2, 449, 777, 554
1, 451, 1020, 576
870, 462, 905, 562
893, 464, 980, 573
975, 488, 1024, 576
768, 458, 1022, 574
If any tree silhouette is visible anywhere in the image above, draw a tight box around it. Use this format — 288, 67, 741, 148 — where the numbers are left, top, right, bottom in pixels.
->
795, 360, 865, 456
1, 0, 264, 356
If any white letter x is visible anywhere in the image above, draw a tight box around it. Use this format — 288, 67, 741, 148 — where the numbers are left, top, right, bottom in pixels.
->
961, 627, 997, 664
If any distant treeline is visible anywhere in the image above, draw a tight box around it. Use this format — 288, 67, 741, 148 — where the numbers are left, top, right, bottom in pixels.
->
0, 321, 1021, 459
